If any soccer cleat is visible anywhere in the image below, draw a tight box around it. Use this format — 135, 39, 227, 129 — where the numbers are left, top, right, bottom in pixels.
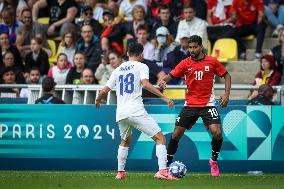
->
154, 169, 178, 180
115, 171, 127, 180
209, 159, 220, 177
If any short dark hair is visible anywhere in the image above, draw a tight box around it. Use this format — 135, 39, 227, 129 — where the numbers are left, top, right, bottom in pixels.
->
189, 35, 202, 46
158, 5, 170, 13
42, 77, 56, 92
29, 67, 40, 73
21, 7, 32, 16
2, 5, 15, 17
136, 24, 148, 33
1, 66, 15, 77
128, 42, 144, 57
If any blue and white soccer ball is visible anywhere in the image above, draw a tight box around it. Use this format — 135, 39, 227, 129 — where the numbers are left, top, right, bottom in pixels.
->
168, 161, 187, 178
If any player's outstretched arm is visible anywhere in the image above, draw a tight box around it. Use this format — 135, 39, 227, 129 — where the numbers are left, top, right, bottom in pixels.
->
95, 86, 111, 108
141, 79, 174, 108
158, 74, 172, 90
220, 72, 231, 108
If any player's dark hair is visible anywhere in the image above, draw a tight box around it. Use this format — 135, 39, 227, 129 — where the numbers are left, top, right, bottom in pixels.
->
127, 42, 144, 57
189, 35, 202, 46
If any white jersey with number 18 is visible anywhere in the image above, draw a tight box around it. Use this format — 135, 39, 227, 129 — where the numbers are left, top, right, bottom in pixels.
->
106, 61, 149, 122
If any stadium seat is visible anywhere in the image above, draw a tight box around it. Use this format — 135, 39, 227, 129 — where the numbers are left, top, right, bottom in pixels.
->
37, 17, 49, 25
243, 35, 255, 40
49, 42, 62, 64
163, 89, 186, 99
211, 38, 238, 63
47, 39, 57, 65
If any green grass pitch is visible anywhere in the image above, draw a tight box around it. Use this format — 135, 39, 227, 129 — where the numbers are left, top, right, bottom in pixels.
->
1, 171, 284, 189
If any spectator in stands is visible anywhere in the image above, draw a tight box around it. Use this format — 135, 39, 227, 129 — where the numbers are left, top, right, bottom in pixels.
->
80, 67, 95, 84
124, 5, 150, 42
35, 76, 65, 104
76, 6, 103, 37
163, 31, 190, 84
0, 67, 20, 97
76, 24, 102, 73
48, 53, 72, 85
84, 0, 105, 23
150, 5, 178, 39
247, 84, 275, 105
222, 0, 266, 59
136, 24, 155, 60
0, 5, 22, 44
20, 67, 41, 98
24, 37, 50, 78
147, 0, 171, 19
249, 54, 281, 99
264, 0, 284, 37
118, 0, 147, 22
152, 26, 176, 67
269, 27, 284, 74
0, 51, 25, 84
66, 51, 87, 84
175, 5, 208, 48
2, 0, 28, 19
59, 30, 77, 66
32, 0, 78, 37
206, 0, 233, 44
16, 8, 51, 58
100, 11, 125, 55
0, 32, 23, 71
95, 50, 123, 84
188, 0, 208, 20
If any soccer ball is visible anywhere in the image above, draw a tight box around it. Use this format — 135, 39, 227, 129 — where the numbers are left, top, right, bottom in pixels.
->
168, 161, 187, 178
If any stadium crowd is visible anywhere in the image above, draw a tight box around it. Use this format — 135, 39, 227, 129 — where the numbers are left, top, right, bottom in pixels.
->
0, 0, 283, 98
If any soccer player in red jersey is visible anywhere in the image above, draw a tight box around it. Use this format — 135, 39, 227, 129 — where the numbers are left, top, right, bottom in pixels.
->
158, 35, 231, 177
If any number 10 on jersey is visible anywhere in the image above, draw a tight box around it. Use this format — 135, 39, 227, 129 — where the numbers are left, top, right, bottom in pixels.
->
119, 73, 135, 95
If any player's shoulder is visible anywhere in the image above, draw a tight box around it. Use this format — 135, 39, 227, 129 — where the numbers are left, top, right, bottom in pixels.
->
203, 55, 220, 65
204, 55, 218, 62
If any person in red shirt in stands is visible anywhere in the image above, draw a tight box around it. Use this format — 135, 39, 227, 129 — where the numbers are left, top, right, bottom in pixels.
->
222, 0, 266, 59
207, 0, 233, 44
158, 35, 231, 177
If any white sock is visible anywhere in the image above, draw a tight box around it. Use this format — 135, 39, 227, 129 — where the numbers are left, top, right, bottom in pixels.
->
156, 144, 167, 170
117, 145, 129, 171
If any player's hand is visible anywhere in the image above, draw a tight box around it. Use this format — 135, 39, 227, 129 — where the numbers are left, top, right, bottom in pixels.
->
158, 79, 167, 90
95, 99, 101, 108
220, 94, 229, 108
164, 98, 174, 109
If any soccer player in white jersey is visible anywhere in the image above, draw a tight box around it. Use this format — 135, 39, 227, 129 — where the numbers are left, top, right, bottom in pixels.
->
95, 42, 176, 180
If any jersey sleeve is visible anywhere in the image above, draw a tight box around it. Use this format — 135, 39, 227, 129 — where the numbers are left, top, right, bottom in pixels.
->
170, 59, 187, 78
140, 64, 149, 80
106, 69, 117, 89
214, 58, 227, 77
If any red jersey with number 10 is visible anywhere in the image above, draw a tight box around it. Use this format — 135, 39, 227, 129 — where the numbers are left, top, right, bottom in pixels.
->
170, 55, 227, 107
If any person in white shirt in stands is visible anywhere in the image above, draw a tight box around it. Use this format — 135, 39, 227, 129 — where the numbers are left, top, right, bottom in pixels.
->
95, 42, 176, 180
20, 67, 41, 98
136, 24, 155, 61
175, 5, 208, 47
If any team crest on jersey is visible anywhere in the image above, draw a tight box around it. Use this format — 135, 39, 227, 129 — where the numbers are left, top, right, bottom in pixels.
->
205, 66, 209, 71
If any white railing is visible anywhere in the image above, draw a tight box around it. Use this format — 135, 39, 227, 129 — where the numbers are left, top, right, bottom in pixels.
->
0, 84, 283, 105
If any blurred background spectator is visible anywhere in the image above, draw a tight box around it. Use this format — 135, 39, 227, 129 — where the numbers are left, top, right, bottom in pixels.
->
264, 0, 284, 37
247, 84, 275, 105
249, 54, 281, 99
